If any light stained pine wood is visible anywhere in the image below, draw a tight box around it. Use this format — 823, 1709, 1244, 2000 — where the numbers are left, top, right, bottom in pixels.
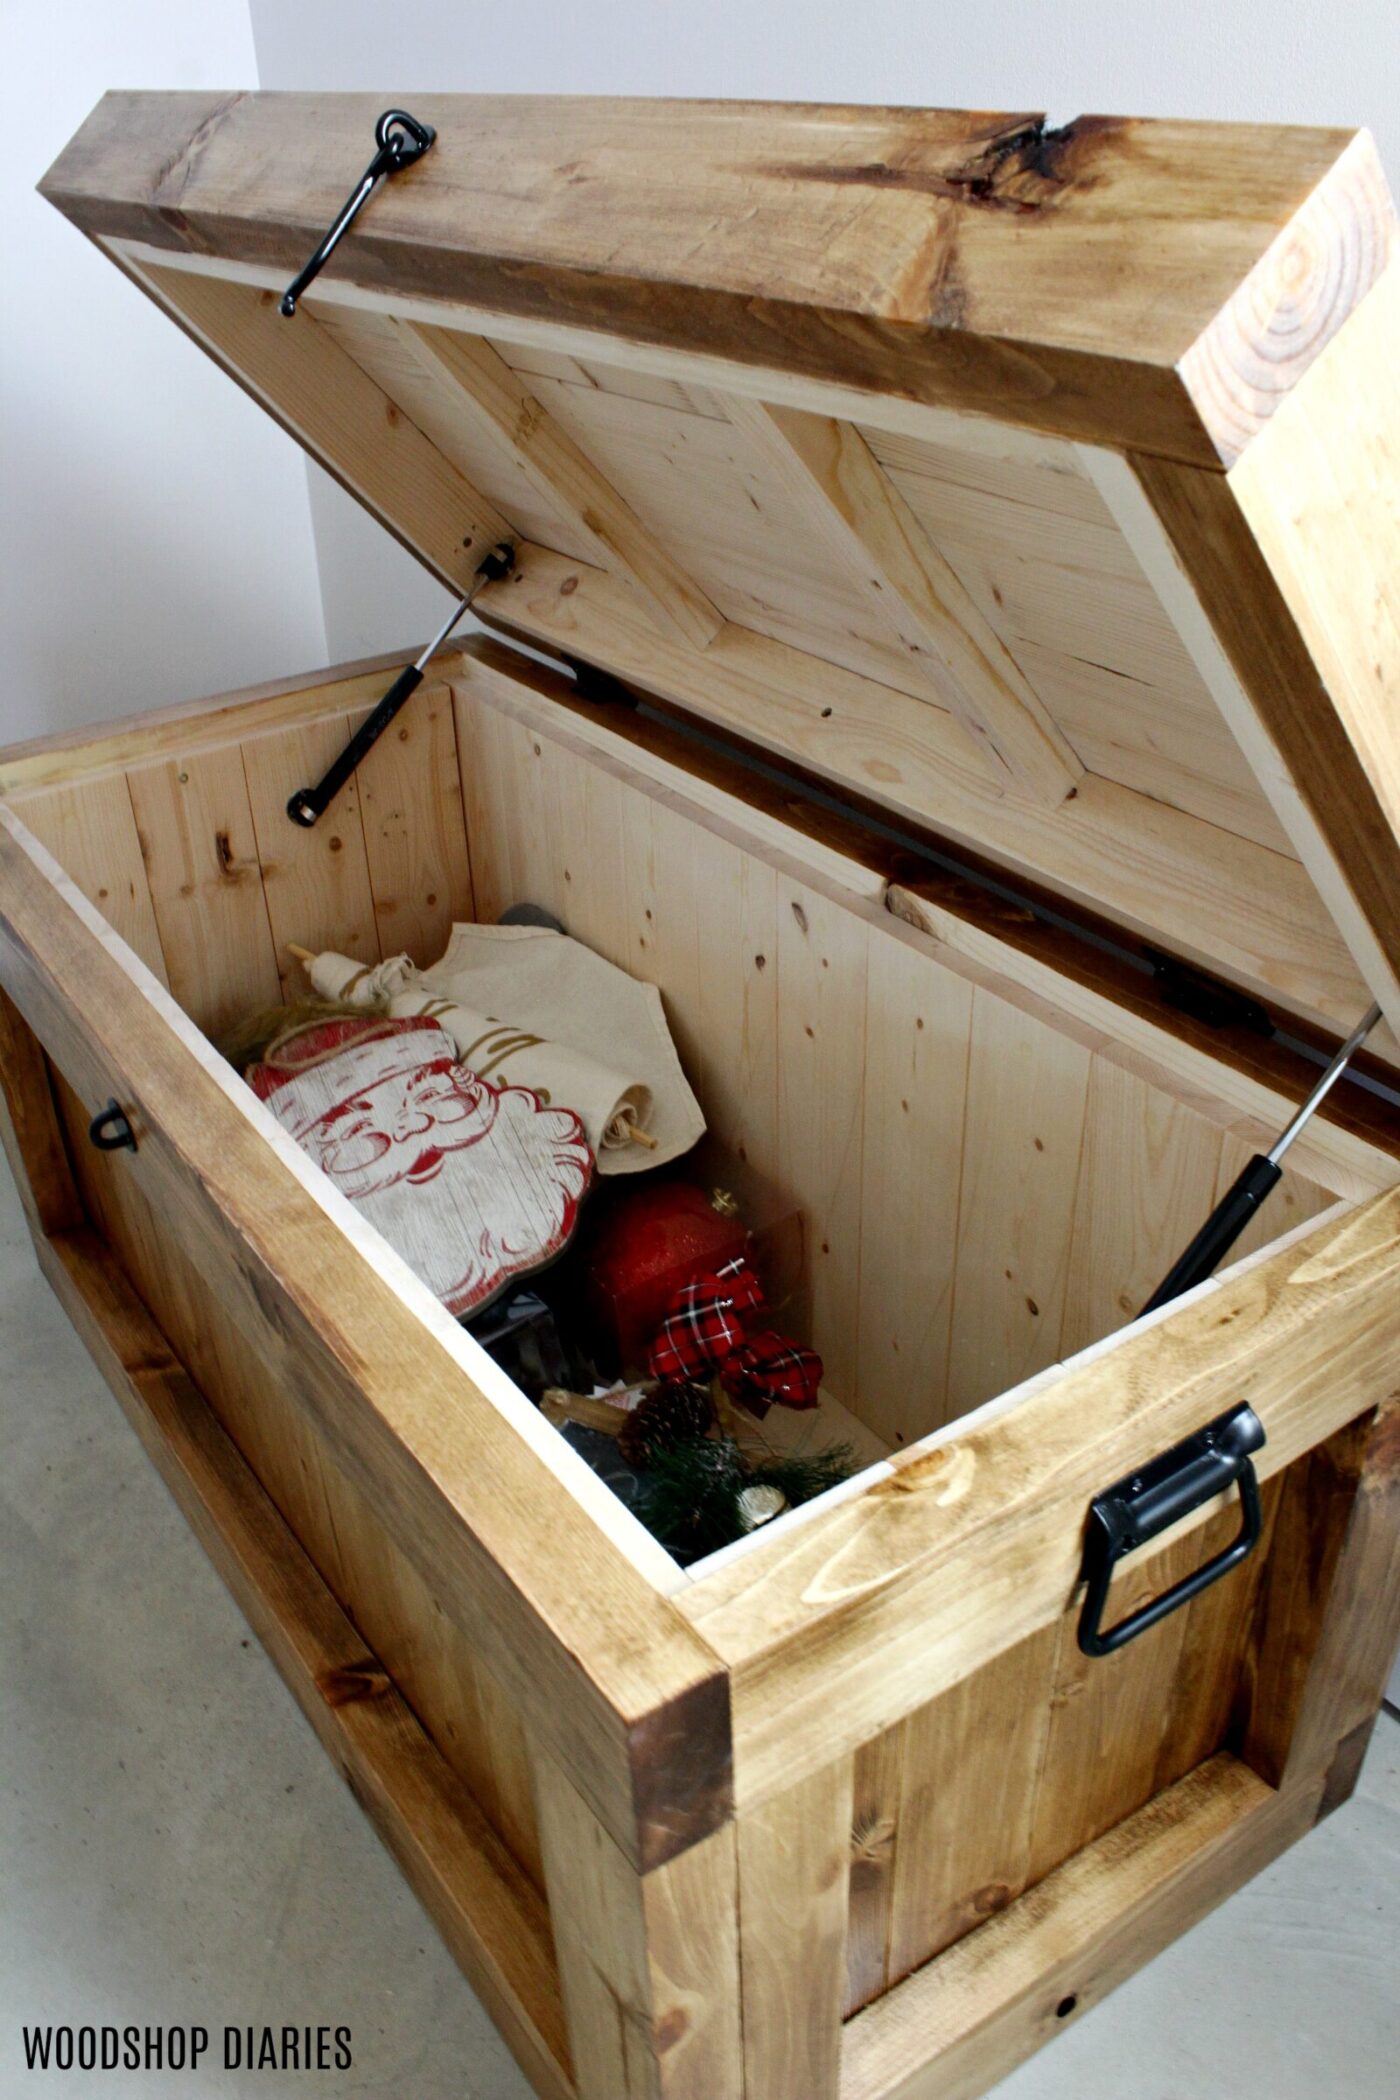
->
945, 990, 1092, 1418
1024, 1502, 1255, 1888
310, 305, 599, 563
240, 715, 382, 1000
499, 373, 928, 702
475, 545, 1375, 1042
453, 644, 1399, 1209
775, 878, 869, 1404
0, 646, 462, 797
354, 679, 476, 960
846, 1728, 904, 2015
886, 1624, 1059, 1984
1058, 1059, 1225, 1357
841, 1756, 1307, 2100
533, 1753, 742, 2099
404, 324, 723, 649
1236, 1415, 1373, 1790
736, 1759, 853, 2100
884, 881, 1396, 1203
865, 428, 1293, 854
0, 805, 729, 1873
1085, 439, 1400, 1045
491, 335, 729, 423
856, 933, 973, 1446
679, 1191, 1400, 1809
1275, 1397, 1400, 1797
721, 396, 1082, 804
126, 745, 282, 1038
64, 1070, 553, 1893
33, 1219, 572, 2100
0, 988, 84, 1240
10, 776, 169, 984
130, 260, 507, 589
44, 98, 1395, 462
1229, 259, 1400, 1014
1177, 129, 1397, 467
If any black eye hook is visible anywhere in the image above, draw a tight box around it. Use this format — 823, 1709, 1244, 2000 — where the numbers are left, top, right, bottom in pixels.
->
280, 108, 436, 318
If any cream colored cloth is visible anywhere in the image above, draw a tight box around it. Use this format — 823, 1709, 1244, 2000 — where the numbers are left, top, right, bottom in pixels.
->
303, 934, 703, 1171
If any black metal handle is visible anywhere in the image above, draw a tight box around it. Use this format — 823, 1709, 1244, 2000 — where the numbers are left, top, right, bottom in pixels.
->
280, 108, 436, 317
1077, 1403, 1266, 1657
88, 1098, 137, 1154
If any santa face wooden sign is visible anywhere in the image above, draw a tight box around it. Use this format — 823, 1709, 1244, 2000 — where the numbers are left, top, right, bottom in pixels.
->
249, 1018, 593, 1317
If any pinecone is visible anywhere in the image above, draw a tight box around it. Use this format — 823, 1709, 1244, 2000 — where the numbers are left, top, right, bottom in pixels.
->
618, 1381, 715, 1467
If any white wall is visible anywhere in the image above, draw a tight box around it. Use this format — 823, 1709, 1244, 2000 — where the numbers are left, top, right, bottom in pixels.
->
246, 0, 1400, 658
2, 1, 327, 747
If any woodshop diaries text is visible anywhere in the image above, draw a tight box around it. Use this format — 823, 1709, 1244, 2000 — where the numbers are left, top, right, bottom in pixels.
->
21, 2025, 353, 2071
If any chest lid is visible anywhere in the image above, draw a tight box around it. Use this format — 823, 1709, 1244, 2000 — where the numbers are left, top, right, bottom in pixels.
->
41, 93, 1400, 1051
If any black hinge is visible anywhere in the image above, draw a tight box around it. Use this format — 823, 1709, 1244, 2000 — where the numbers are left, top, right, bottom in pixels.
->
1146, 950, 1275, 1035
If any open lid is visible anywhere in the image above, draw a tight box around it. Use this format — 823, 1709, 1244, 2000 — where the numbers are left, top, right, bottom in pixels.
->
41, 93, 1400, 1050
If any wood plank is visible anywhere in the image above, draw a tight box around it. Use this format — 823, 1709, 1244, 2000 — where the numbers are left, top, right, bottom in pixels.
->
842, 1756, 1309, 2100
678, 1189, 1400, 1809
129, 261, 508, 590
455, 639, 1400, 1205
1237, 1414, 1374, 1788
855, 929, 973, 1447
0, 646, 465, 796
775, 876, 869, 1402
126, 744, 282, 1039
51, 1061, 552, 1894
887, 881, 1398, 1196
0, 804, 731, 1872
405, 324, 723, 648
886, 1625, 1058, 1983
43, 97, 1395, 463
846, 1728, 904, 2014
1087, 435, 1400, 1037
1276, 1396, 1400, 1797
10, 776, 169, 983
475, 544, 1375, 1042
240, 715, 382, 1000
354, 680, 476, 960
533, 1752, 742, 2099
736, 1759, 853, 2100
0, 987, 84, 1240
37, 1221, 572, 2100
1023, 1503, 1253, 1887
1058, 1059, 1225, 1357
721, 398, 1081, 803
945, 990, 1092, 1417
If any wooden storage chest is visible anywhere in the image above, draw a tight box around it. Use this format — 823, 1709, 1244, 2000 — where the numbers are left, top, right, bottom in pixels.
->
6, 92, 1400, 2098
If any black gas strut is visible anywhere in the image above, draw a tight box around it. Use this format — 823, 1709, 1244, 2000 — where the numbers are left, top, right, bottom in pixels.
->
1141, 999, 1383, 1314
286, 542, 515, 828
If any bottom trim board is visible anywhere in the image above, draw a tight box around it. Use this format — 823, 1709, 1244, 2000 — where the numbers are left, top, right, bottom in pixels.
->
841, 1753, 1316, 2100
34, 1222, 573, 2100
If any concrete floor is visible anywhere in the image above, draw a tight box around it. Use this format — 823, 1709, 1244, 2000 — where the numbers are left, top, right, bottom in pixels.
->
2, 1150, 1396, 2099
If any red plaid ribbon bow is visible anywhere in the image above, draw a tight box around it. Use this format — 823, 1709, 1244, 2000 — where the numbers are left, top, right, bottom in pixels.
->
647, 1256, 764, 1383
722, 1330, 823, 1416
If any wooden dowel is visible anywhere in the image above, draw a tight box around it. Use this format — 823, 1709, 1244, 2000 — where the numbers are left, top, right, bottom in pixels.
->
287, 942, 316, 964
627, 1125, 659, 1150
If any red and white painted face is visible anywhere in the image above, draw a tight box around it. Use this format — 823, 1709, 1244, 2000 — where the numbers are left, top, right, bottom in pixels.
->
312, 1060, 497, 1199
254, 1021, 593, 1318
